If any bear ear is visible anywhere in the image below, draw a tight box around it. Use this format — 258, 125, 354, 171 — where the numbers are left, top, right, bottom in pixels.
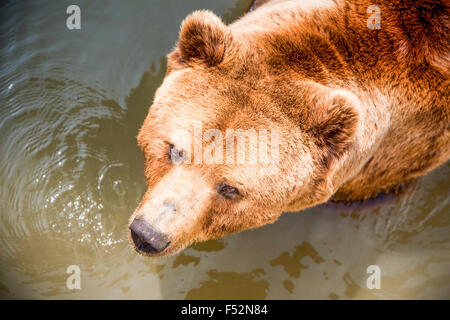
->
175, 10, 230, 67
307, 92, 359, 165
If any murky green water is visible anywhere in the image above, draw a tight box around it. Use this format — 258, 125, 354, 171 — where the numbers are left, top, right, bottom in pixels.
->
0, 0, 449, 299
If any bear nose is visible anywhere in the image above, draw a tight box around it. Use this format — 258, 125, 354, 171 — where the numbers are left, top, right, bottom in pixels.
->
129, 218, 171, 254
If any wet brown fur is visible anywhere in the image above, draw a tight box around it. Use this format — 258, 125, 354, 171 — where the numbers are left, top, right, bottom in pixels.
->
130, 0, 450, 256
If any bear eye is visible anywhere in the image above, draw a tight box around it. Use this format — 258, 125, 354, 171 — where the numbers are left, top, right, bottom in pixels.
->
218, 183, 239, 199
168, 143, 184, 164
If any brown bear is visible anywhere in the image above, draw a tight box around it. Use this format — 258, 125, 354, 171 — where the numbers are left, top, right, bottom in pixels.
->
128, 0, 449, 256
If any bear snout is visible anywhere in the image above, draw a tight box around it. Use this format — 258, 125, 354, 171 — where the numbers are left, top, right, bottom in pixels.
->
129, 218, 171, 254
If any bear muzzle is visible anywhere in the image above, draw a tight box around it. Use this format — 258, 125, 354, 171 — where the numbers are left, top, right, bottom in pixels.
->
129, 218, 171, 254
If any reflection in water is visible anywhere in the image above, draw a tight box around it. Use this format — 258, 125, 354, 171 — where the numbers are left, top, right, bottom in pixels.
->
191, 240, 226, 252
185, 269, 269, 300
282, 279, 294, 293
172, 253, 200, 268
0, 0, 449, 299
270, 242, 325, 278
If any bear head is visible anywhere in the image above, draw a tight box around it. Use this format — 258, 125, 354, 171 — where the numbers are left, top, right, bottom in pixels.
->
128, 10, 359, 256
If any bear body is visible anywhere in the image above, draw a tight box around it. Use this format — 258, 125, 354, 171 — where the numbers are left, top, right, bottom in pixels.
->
129, 0, 449, 256
240, 0, 450, 201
